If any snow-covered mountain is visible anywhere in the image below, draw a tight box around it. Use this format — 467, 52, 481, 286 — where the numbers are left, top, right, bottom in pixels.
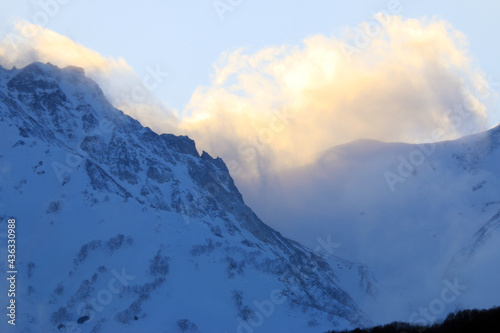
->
0, 62, 372, 333
238, 122, 500, 325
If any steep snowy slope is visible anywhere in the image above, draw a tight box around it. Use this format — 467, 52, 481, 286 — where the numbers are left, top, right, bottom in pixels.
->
238, 125, 500, 326
0, 63, 369, 332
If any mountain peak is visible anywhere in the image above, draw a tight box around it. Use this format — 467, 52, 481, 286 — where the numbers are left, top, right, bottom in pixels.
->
0, 63, 369, 332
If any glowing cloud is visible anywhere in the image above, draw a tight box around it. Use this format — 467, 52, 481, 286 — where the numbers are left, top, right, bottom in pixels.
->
180, 15, 495, 182
0, 21, 177, 133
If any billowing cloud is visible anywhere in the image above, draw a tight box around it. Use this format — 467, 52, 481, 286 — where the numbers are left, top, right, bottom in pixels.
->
0, 21, 177, 133
180, 15, 496, 182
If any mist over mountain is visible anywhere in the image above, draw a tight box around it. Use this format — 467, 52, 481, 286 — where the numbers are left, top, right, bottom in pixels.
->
238, 122, 500, 325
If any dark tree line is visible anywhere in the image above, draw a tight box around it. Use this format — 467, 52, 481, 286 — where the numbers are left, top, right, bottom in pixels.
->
328, 306, 500, 333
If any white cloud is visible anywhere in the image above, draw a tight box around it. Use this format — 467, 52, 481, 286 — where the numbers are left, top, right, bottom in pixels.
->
0, 21, 178, 134
180, 15, 495, 182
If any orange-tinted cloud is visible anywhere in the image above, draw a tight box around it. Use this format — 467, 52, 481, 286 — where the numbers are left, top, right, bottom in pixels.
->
180, 15, 495, 182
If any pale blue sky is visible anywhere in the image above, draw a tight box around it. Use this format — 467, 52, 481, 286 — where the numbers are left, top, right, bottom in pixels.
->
1, 0, 499, 116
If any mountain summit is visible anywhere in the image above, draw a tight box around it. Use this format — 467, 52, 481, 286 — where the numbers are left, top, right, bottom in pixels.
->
0, 62, 370, 332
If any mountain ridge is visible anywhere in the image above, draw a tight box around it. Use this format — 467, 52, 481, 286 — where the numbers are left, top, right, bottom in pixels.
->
0, 62, 372, 332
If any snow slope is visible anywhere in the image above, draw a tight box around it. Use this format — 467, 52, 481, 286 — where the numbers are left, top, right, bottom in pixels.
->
0, 63, 372, 333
